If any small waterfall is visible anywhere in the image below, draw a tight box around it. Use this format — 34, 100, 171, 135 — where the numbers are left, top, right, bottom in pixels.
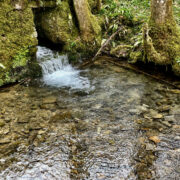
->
36, 46, 91, 90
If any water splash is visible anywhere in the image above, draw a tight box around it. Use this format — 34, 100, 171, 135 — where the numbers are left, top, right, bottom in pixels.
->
36, 46, 91, 90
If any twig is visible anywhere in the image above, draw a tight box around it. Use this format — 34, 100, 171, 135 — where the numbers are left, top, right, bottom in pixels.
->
106, 58, 180, 89
92, 26, 123, 61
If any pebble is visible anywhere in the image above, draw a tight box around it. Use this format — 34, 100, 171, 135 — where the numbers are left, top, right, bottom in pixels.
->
161, 121, 172, 127
0, 137, 11, 144
164, 115, 175, 122
149, 136, 160, 144
146, 143, 155, 151
0, 119, 5, 127
42, 96, 57, 104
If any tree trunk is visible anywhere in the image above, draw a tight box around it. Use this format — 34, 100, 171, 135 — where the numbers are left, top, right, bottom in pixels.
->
143, 0, 180, 66
73, 0, 101, 42
150, 0, 173, 24
97, 0, 102, 11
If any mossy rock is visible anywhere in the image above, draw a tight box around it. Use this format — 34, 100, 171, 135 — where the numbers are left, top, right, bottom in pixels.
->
110, 45, 132, 58
172, 60, 180, 76
0, 1, 38, 86
34, 1, 78, 44
129, 51, 143, 63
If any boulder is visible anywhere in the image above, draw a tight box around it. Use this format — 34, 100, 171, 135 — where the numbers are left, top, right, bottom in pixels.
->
34, 1, 78, 44
0, 0, 38, 86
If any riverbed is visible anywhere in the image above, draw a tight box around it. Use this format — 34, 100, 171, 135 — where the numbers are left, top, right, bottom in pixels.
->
0, 47, 180, 179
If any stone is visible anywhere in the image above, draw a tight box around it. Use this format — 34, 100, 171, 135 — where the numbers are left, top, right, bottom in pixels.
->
149, 136, 160, 144
146, 143, 155, 151
0, 119, 5, 127
161, 121, 172, 127
34, 1, 78, 44
164, 115, 175, 122
42, 96, 57, 104
0, 137, 11, 144
169, 89, 180, 94
149, 109, 163, 119
129, 109, 140, 115
158, 105, 170, 112
0, 126, 9, 136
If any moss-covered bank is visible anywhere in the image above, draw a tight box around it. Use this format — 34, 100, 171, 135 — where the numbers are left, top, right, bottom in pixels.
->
0, 0, 38, 86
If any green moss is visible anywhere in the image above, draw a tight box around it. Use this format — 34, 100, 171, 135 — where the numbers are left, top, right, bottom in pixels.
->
143, 18, 180, 65
110, 45, 132, 58
35, 1, 78, 44
12, 48, 30, 68
63, 38, 99, 61
130, 51, 142, 63
0, 1, 38, 86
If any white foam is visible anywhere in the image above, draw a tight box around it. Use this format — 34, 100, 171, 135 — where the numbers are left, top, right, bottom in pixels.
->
36, 46, 90, 90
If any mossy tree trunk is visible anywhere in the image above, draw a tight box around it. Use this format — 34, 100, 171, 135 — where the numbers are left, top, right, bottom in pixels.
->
151, 0, 173, 24
143, 0, 180, 66
73, 0, 101, 42
97, 0, 102, 11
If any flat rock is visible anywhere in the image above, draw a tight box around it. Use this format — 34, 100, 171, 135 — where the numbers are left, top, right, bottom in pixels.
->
42, 96, 57, 104
0, 137, 11, 144
149, 136, 160, 144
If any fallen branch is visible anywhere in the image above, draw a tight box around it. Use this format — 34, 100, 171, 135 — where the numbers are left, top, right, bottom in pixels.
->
92, 26, 123, 61
106, 58, 180, 90
79, 56, 180, 89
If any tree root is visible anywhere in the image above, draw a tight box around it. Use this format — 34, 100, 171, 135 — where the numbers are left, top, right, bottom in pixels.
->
143, 23, 168, 64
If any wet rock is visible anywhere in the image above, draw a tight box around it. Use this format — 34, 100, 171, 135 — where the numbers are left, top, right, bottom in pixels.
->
149, 136, 160, 144
147, 109, 163, 119
130, 105, 148, 115
129, 109, 140, 115
175, 166, 180, 173
161, 121, 172, 127
17, 117, 29, 123
28, 122, 42, 130
94, 104, 102, 109
51, 110, 72, 123
164, 115, 175, 122
169, 89, 180, 94
75, 121, 88, 132
0, 137, 11, 144
0, 119, 5, 127
146, 143, 155, 151
0, 126, 10, 136
40, 104, 56, 110
42, 96, 57, 104
4, 116, 12, 122
158, 105, 170, 112
169, 105, 180, 118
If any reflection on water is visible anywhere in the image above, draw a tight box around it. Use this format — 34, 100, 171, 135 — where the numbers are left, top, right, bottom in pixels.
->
0, 56, 179, 179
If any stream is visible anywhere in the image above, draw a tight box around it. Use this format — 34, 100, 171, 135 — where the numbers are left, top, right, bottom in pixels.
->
0, 46, 180, 180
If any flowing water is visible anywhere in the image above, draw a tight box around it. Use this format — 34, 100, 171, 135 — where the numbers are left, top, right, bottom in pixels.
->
0, 46, 180, 180
37, 47, 91, 90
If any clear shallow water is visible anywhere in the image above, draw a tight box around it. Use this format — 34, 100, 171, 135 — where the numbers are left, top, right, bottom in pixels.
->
0, 49, 180, 179
37, 46, 91, 90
